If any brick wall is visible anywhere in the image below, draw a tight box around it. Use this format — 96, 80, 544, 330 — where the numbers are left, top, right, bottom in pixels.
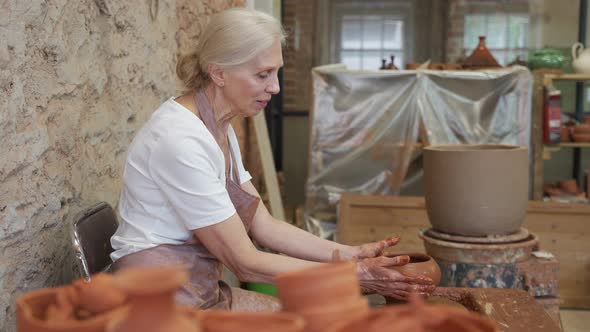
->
282, 0, 316, 112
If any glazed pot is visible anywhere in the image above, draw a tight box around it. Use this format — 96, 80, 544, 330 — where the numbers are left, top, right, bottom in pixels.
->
16, 287, 122, 332
572, 43, 590, 74
106, 266, 200, 332
275, 262, 361, 312
528, 48, 565, 70
386, 253, 441, 286
298, 298, 369, 332
423, 145, 528, 236
463, 36, 501, 69
199, 311, 305, 332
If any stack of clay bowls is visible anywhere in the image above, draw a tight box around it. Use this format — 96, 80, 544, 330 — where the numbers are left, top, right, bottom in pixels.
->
327, 294, 498, 332
572, 124, 590, 142
275, 262, 369, 332
423, 145, 528, 236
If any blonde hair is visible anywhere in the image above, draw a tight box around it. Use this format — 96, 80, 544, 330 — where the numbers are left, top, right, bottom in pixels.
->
177, 8, 286, 91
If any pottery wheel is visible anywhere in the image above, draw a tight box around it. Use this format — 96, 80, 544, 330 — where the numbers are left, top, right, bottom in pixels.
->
424, 227, 530, 244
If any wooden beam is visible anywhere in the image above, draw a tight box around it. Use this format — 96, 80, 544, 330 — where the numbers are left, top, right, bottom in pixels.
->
252, 112, 286, 221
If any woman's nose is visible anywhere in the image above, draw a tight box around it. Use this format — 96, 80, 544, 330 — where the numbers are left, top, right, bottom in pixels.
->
266, 74, 280, 94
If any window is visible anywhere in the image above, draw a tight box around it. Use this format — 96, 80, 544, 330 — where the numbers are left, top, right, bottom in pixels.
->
464, 14, 530, 65
338, 15, 405, 70
330, 1, 413, 71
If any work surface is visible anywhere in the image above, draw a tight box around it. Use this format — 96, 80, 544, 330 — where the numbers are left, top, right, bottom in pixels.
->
430, 288, 561, 332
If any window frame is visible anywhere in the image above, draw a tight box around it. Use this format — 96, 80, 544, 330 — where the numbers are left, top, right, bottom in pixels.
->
329, 0, 414, 70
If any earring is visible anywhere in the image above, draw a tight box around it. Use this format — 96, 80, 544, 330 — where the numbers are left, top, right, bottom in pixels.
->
219, 82, 224, 87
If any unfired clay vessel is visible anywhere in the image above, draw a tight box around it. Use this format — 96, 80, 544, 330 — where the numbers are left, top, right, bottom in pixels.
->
106, 266, 200, 332
299, 298, 369, 332
16, 273, 128, 332
199, 310, 305, 332
16, 287, 123, 332
275, 262, 361, 312
386, 253, 441, 286
423, 145, 528, 236
327, 294, 498, 332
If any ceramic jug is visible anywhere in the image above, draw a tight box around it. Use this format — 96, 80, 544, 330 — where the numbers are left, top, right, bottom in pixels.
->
572, 42, 590, 74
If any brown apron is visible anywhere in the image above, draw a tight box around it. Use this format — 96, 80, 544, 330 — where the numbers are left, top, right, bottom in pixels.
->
113, 90, 261, 310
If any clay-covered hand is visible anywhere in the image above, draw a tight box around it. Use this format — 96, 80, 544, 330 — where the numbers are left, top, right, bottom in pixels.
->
356, 255, 436, 300
339, 236, 401, 261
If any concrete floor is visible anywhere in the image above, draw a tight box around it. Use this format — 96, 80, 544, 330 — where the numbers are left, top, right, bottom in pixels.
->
561, 310, 590, 332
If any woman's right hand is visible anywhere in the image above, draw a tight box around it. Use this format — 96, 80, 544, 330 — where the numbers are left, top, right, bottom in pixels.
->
356, 255, 436, 300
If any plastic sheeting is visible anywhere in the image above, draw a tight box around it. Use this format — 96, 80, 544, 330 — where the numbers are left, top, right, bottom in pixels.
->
304, 64, 533, 238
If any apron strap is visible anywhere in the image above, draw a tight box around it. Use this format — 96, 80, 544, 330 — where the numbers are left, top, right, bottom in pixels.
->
194, 89, 242, 184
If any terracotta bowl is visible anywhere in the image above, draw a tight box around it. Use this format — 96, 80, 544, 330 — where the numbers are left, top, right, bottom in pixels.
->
423, 145, 528, 236
572, 133, 590, 142
573, 124, 590, 134
199, 310, 305, 332
298, 298, 369, 332
275, 262, 361, 312
16, 287, 123, 332
386, 253, 441, 286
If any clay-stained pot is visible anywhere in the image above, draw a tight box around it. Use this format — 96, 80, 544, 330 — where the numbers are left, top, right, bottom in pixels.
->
327, 294, 498, 332
17, 287, 122, 332
106, 266, 200, 332
199, 310, 305, 332
386, 253, 441, 286
298, 298, 369, 332
423, 145, 528, 236
275, 262, 361, 312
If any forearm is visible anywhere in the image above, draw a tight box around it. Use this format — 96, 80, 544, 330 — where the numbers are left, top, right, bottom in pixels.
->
251, 217, 357, 262
235, 249, 324, 284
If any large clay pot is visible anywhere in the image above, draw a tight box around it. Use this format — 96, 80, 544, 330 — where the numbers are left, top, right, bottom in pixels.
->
106, 266, 200, 332
199, 311, 305, 332
423, 145, 528, 236
386, 253, 441, 286
275, 262, 361, 312
17, 287, 122, 332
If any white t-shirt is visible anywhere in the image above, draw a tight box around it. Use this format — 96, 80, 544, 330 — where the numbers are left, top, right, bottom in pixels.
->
110, 97, 252, 262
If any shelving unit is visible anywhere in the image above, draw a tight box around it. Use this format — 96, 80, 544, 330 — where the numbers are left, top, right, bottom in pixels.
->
532, 71, 590, 199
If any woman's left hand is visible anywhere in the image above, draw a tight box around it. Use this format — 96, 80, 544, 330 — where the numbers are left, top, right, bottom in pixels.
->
352, 236, 401, 259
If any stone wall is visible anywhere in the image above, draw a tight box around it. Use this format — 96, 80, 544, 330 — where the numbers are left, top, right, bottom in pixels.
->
0, 0, 242, 330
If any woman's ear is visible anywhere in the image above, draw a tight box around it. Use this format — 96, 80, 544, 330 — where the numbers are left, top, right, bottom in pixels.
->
208, 63, 225, 87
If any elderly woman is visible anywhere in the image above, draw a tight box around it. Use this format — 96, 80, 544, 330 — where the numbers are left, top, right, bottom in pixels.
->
110, 8, 435, 311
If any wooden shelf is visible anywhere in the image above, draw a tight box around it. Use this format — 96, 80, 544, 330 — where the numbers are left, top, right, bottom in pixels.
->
543, 73, 590, 81
546, 142, 590, 148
